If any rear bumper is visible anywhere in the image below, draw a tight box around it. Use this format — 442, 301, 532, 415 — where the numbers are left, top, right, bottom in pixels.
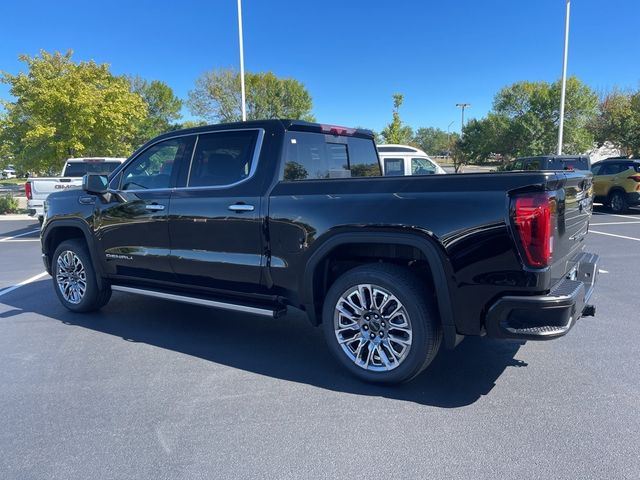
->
27, 200, 44, 218
485, 252, 599, 341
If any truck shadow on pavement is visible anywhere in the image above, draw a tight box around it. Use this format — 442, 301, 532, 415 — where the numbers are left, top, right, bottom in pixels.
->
2, 281, 527, 408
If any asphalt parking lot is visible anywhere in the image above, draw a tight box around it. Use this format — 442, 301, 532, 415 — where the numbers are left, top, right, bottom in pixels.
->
1, 209, 639, 480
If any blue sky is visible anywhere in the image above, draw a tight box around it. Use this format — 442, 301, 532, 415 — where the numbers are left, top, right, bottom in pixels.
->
1, 0, 639, 133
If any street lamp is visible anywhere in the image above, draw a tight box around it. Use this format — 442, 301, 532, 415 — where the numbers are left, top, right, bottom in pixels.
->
557, 0, 571, 155
237, 0, 247, 121
456, 103, 471, 135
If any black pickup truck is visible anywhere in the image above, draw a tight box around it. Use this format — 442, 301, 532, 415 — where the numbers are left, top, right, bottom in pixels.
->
41, 120, 599, 383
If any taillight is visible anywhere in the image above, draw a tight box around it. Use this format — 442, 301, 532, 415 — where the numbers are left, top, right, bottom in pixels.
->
25, 181, 32, 200
627, 175, 640, 182
512, 192, 554, 268
320, 124, 356, 136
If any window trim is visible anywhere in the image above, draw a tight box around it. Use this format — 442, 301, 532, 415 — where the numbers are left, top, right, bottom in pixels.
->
110, 128, 265, 193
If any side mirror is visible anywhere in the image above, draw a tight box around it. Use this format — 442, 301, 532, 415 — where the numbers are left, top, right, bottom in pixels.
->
82, 174, 108, 195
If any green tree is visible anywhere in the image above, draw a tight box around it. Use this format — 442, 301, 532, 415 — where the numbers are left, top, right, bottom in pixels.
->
187, 68, 314, 123
590, 89, 640, 157
458, 113, 511, 166
412, 127, 458, 155
493, 77, 598, 156
0, 50, 147, 173
130, 77, 182, 146
381, 93, 413, 144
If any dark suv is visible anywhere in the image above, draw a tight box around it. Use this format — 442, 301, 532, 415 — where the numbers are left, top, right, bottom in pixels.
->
508, 155, 591, 172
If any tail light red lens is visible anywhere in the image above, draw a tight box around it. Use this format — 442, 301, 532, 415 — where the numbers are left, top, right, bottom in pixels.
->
25, 181, 32, 200
512, 192, 554, 268
627, 175, 640, 183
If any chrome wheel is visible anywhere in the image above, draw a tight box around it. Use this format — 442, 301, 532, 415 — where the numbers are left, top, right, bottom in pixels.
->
611, 193, 624, 212
334, 284, 412, 372
56, 250, 87, 304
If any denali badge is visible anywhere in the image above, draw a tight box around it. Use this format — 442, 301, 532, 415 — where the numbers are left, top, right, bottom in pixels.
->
106, 253, 133, 261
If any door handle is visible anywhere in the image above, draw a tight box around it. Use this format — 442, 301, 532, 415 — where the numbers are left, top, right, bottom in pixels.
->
228, 203, 255, 212
145, 204, 165, 211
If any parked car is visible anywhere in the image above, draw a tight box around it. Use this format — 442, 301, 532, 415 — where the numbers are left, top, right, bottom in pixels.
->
377, 144, 447, 176
41, 120, 599, 384
506, 155, 591, 172
1, 165, 17, 179
591, 158, 640, 213
26, 157, 125, 223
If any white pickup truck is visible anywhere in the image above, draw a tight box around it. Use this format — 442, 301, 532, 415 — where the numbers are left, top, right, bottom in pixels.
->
26, 157, 125, 223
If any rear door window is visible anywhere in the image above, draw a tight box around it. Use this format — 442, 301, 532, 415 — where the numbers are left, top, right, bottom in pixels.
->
384, 158, 404, 176
187, 130, 259, 187
282, 132, 380, 180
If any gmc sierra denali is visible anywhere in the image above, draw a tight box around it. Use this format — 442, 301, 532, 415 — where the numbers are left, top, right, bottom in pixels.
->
41, 120, 599, 384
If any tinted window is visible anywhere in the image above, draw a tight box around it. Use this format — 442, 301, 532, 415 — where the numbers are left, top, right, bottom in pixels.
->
188, 130, 259, 187
523, 159, 542, 170
600, 163, 625, 176
64, 161, 122, 177
121, 138, 188, 190
283, 132, 380, 180
591, 164, 603, 175
384, 158, 404, 176
411, 158, 436, 175
377, 146, 417, 153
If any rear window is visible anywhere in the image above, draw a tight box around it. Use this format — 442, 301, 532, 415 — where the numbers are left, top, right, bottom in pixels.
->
551, 158, 590, 171
282, 132, 380, 180
63, 161, 121, 177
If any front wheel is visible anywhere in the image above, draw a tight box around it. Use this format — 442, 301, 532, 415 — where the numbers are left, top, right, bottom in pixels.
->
52, 239, 111, 312
322, 263, 441, 384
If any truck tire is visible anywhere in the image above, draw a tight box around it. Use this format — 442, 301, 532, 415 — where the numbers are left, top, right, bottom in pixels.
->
52, 239, 111, 312
609, 191, 628, 214
322, 263, 441, 384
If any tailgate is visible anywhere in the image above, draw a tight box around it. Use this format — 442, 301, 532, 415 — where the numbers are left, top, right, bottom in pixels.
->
550, 171, 593, 282
31, 178, 82, 199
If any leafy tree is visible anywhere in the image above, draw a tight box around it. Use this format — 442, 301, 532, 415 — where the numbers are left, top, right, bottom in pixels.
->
412, 127, 458, 155
130, 77, 182, 146
187, 68, 314, 123
0, 50, 147, 173
493, 77, 598, 156
458, 114, 511, 165
381, 94, 413, 145
590, 89, 640, 157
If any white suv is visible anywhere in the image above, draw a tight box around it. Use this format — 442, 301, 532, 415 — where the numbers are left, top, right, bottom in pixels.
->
377, 145, 446, 176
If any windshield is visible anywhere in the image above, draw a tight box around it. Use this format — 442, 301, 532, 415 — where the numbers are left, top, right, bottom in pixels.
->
63, 161, 122, 177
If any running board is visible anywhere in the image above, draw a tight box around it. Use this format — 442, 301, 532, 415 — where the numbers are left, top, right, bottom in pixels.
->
111, 285, 282, 318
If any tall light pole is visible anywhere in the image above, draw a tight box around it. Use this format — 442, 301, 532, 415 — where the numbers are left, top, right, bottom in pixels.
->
557, 0, 571, 155
456, 103, 471, 135
237, 0, 247, 121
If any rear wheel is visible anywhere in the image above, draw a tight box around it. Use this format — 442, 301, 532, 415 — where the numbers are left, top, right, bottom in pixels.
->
609, 191, 628, 214
52, 239, 111, 312
322, 263, 441, 384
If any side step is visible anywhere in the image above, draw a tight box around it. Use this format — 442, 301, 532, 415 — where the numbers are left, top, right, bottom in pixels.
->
111, 285, 285, 318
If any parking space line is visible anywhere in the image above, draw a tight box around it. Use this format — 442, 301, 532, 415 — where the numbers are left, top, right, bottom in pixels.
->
0, 239, 41, 243
0, 272, 49, 298
590, 230, 640, 242
0, 229, 40, 242
592, 212, 640, 219
590, 221, 640, 226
